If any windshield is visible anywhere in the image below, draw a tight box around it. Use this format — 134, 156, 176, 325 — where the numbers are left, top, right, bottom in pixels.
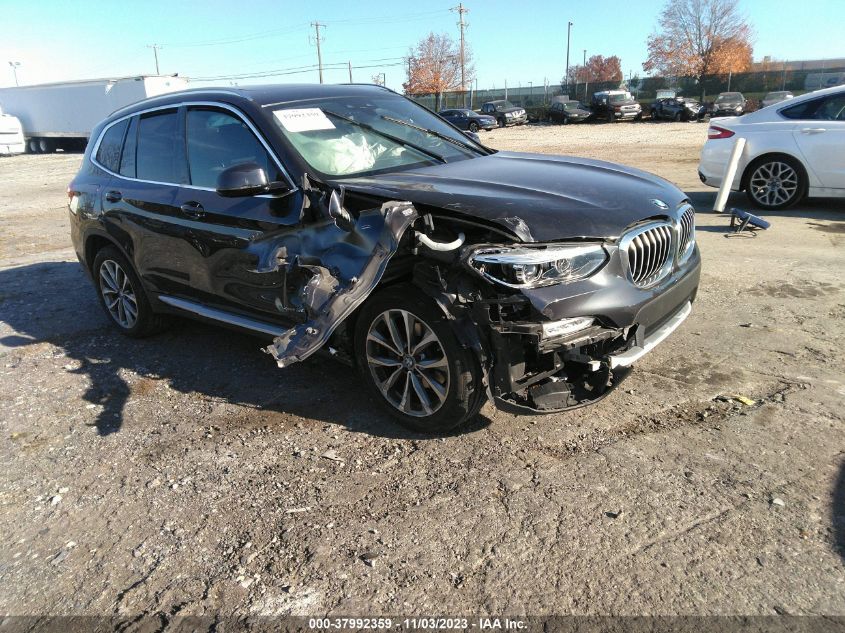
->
493, 101, 515, 111
563, 102, 584, 110
716, 93, 742, 103
609, 93, 633, 104
268, 94, 485, 178
766, 92, 788, 99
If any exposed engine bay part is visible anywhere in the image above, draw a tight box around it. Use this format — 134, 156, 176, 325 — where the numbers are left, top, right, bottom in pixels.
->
417, 231, 466, 252
265, 200, 419, 368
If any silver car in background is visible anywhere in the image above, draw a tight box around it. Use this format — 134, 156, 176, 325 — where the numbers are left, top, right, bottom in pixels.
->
761, 91, 794, 108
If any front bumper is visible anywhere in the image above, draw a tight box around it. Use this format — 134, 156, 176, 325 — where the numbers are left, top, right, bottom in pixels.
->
478, 244, 701, 414
615, 109, 642, 119
504, 114, 528, 125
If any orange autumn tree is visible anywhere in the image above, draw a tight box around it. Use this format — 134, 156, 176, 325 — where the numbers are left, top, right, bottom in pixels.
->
643, 0, 753, 100
404, 32, 474, 109
565, 55, 623, 86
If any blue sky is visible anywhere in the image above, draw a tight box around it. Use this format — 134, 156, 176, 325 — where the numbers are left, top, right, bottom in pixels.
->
1, 0, 842, 90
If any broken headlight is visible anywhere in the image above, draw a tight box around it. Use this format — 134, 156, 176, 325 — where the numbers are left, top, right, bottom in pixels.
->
468, 243, 607, 289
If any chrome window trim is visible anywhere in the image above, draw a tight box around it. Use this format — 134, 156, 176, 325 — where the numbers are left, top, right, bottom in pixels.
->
89, 100, 297, 193
619, 220, 676, 289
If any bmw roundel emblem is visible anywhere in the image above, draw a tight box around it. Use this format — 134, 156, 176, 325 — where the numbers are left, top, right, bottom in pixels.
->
650, 199, 669, 210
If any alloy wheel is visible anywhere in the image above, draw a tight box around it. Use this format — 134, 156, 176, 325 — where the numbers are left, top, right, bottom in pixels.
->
99, 259, 138, 329
365, 309, 450, 417
749, 161, 799, 207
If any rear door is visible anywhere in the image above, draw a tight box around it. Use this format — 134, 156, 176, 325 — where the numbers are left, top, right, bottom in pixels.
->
789, 92, 845, 189
97, 107, 193, 297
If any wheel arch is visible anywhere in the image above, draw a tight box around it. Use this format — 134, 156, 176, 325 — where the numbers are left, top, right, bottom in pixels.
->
739, 151, 809, 192
83, 231, 131, 274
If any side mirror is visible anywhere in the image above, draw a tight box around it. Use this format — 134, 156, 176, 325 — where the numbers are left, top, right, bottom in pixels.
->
216, 162, 270, 197
328, 187, 354, 232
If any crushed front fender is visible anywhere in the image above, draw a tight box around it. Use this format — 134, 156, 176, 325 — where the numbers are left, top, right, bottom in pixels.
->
266, 201, 418, 368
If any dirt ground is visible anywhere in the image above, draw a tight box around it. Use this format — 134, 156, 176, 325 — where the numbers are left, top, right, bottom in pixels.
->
1, 121, 844, 623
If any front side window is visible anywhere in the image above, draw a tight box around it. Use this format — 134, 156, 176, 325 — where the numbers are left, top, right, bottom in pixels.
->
269, 94, 484, 178
136, 110, 180, 183
779, 95, 845, 121
187, 108, 275, 188
95, 119, 128, 173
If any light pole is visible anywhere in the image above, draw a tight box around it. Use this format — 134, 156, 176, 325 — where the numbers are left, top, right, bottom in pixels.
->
528, 81, 533, 103
583, 50, 589, 101
565, 21, 573, 95
8, 61, 21, 86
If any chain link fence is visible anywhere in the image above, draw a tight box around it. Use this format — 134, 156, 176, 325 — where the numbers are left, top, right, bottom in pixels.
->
410, 66, 845, 114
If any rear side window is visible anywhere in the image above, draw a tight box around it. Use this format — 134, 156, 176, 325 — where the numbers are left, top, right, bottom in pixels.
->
781, 98, 823, 120
119, 116, 138, 178
137, 110, 180, 183
186, 108, 275, 189
95, 119, 128, 173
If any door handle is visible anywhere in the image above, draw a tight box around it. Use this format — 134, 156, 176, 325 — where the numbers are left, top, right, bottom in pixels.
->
180, 202, 206, 218
104, 190, 122, 203
800, 127, 826, 134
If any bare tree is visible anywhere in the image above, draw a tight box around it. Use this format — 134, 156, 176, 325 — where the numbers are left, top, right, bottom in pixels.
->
404, 32, 474, 110
643, 0, 753, 100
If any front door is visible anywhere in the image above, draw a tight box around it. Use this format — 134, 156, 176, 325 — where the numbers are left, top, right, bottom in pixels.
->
791, 92, 845, 189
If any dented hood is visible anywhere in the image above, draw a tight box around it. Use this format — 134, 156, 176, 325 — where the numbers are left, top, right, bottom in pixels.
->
337, 151, 688, 242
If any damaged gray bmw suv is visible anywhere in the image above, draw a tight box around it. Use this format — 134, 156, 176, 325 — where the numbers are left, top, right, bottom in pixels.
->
69, 84, 700, 431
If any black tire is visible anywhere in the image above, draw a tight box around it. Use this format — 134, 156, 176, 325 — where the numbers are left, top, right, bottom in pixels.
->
92, 246, 166, 337
634, 112, 643, 121
650, 109, 658, 120
28, 138, 40, 154
468, 121, 479, 133
743, 154, 807, 210
498, 117, 506, 128
561, 115, 569, 125
38, 138, 54, 153
354, 285, 485, 433
673, 112, 682, 122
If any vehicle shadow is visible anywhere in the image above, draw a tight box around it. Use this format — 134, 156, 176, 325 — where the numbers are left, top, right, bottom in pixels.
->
835, 457, 845, 564
0, 261, 492, 440
685, 190, 845, 220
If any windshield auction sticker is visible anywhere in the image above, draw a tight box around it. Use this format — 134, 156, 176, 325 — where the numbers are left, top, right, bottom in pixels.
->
273, 108, 336, 132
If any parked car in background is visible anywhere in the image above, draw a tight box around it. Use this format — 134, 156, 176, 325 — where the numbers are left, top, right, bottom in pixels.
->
480, 100, 527, 127
548, 100, 592, 124
591, 90, 642, 122
70, 83, 700, 431
709, 92, 747, 118
699, 85, 845, 209
650, 97, 704, 122
0, 105, 25, 155
438, 108, 497, 132
761, 91, 794, 108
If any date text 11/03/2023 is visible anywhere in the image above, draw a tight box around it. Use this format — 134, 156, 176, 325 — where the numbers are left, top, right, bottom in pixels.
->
307, 617, 528, 630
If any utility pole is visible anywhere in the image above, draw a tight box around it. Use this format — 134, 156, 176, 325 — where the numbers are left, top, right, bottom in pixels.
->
310, 21, 325, 84
451, 3, 469, 107
348, 61, 353, 83
146, 45, 162, 75
583, 49, 588, 101
565, 21, 573, 94
8, 61, 21, 86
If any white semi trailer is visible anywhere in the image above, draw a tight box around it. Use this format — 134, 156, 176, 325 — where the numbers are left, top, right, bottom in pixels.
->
0, 75, 189, 153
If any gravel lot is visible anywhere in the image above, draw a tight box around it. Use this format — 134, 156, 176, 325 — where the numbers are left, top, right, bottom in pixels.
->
1, 121, 844, 622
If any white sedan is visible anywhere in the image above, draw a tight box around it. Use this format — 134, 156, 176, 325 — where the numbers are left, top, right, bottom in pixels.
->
698, 85, 845, 209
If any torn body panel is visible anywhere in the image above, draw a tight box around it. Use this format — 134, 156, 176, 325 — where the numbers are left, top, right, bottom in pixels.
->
265, 201, 418, 368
